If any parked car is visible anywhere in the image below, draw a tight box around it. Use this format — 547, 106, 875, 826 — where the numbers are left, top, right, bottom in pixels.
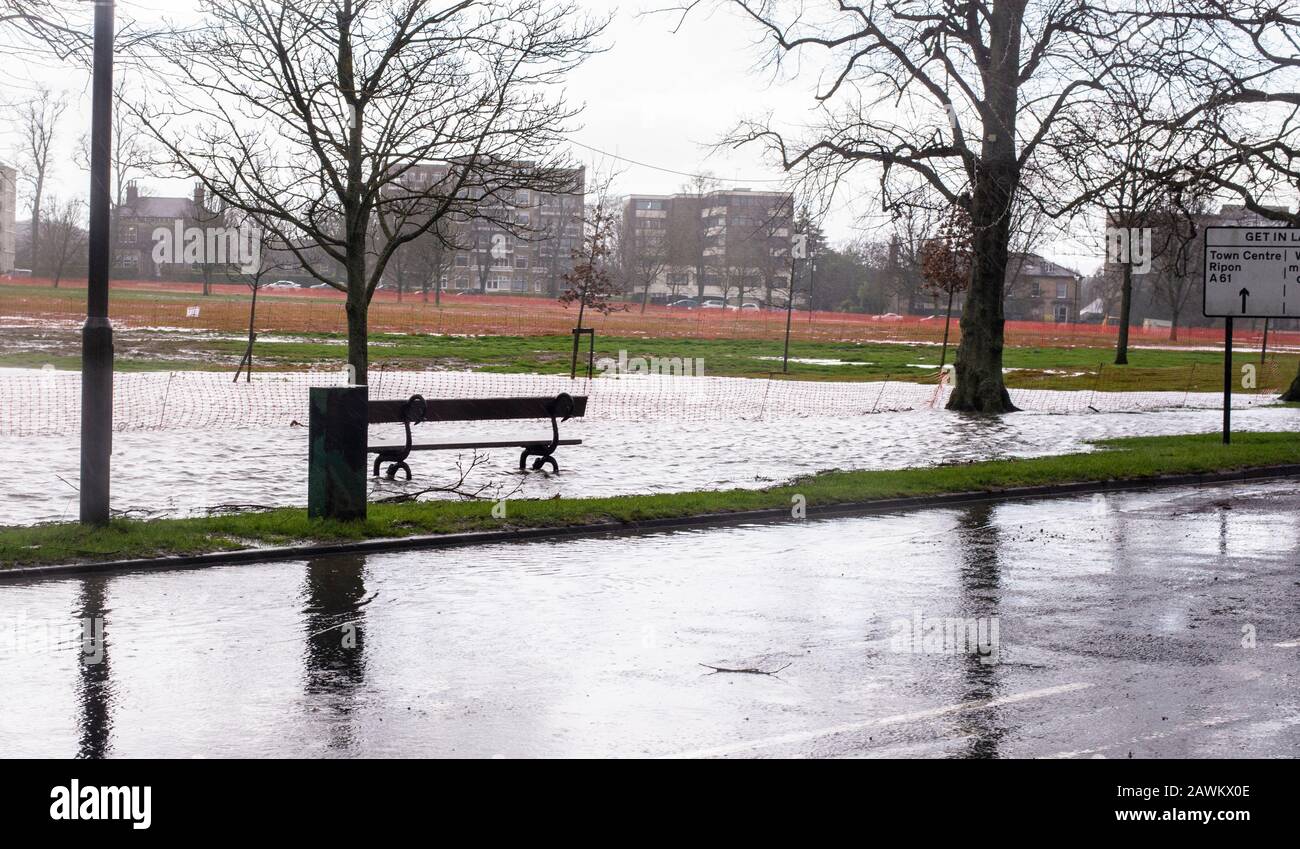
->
264, 280, 297, 289
700, 299, 725, 309
739, 302, 762, 311
667, 298, 699, 309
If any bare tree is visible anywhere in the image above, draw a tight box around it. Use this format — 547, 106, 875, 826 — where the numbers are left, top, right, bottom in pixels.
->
668, 172, 719, 299
423, 218, 462, 305
39, 196, 86, 287
0, 1, 85, 53
233, 226, 292, 382
919, 206, 973, 371
17, 87, 66, 278
132, 0, 606, 384
675, 0, 1186, 412
560, 173, 625, 374
625, 226, 669, 313
75, 79, 152, 270
1152, 1, 1300, 399
1145, 189, 1217, 341
1048, 66, 1215, 363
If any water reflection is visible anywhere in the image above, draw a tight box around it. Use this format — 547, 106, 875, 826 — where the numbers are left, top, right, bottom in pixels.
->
75, 575, 112, 759
301, 555, 370, 753
954, 503, 1005, 759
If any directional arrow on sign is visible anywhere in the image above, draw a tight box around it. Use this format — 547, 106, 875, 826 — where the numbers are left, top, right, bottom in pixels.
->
1239, 287, 1250, 313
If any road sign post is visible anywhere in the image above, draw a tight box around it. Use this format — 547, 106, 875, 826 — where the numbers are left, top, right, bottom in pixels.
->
1223, 318, 1233, 445
1203, 227, 1300, 444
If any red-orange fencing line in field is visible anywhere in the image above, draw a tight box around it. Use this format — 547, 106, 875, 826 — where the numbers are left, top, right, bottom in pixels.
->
4, 275, 1299, 350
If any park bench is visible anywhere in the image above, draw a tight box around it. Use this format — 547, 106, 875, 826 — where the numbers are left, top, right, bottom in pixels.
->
367, 392, 587, 480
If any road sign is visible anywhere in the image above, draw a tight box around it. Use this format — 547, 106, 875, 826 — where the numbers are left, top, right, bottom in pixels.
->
1203, 227, 1300, 318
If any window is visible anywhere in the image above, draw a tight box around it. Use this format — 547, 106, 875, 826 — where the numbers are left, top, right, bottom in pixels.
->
1031, 282, 1041, 297
454, 255, 469, 267
515, 257, 529, 269
123, 225, 138, 243
1056, 281, 1069, 299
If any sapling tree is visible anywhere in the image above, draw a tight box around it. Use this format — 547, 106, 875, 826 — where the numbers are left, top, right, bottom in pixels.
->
919, 206, 973, 373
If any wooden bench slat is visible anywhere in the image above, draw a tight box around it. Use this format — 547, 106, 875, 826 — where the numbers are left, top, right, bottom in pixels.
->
368, 395, 588, 424
368, 439, 582, 453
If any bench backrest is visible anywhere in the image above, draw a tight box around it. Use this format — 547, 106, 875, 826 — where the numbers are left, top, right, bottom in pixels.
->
368, 395, 588, 425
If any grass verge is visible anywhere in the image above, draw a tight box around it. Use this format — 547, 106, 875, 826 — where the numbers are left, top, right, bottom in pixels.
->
2, 431, 1298, 571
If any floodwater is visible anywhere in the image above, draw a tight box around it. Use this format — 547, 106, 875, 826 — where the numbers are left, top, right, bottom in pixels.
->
1, 404, 1298, 525
1, 480, 1298, 758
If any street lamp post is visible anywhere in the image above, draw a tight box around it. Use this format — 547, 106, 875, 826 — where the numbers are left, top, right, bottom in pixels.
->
80, 0, 116, 525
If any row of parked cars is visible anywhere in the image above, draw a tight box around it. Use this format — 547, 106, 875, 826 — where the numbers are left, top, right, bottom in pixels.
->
666, 298, 767, 311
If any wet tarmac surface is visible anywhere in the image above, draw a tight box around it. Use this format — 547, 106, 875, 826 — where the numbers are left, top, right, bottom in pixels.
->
1, 480, 1298, 758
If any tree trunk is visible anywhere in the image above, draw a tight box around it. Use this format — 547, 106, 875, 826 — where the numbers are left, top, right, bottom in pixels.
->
238, 284, 259, 382
345, 280, 368, 386
947, 160, 1017, 413
1115, 262, 1132, 364
1168, 306, 1179, 342
939, 287, 955, 371
30, 196, 42, 278
640, 280, 650, 313
945, 1, 1019, 414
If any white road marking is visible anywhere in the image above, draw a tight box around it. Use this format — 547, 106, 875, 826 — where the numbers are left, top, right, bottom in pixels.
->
1045, 711, 1300, 759
1042, 715, 1245, 759
661, 682, 1092, 759
1273, 638, 1300, 648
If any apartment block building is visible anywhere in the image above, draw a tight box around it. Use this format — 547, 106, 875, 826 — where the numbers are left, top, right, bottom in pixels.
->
0, 161, 16, 274
623, 187, 794, 304
396, 161, 585, 295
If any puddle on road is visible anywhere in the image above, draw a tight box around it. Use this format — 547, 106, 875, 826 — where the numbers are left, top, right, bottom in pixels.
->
1, 481, 1297, 758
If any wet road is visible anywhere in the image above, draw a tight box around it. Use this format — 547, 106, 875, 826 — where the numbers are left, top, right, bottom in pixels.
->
1, 480, 1298, 758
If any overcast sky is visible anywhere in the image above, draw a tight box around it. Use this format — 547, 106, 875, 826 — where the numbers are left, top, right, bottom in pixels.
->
0, 0, 1103, 272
